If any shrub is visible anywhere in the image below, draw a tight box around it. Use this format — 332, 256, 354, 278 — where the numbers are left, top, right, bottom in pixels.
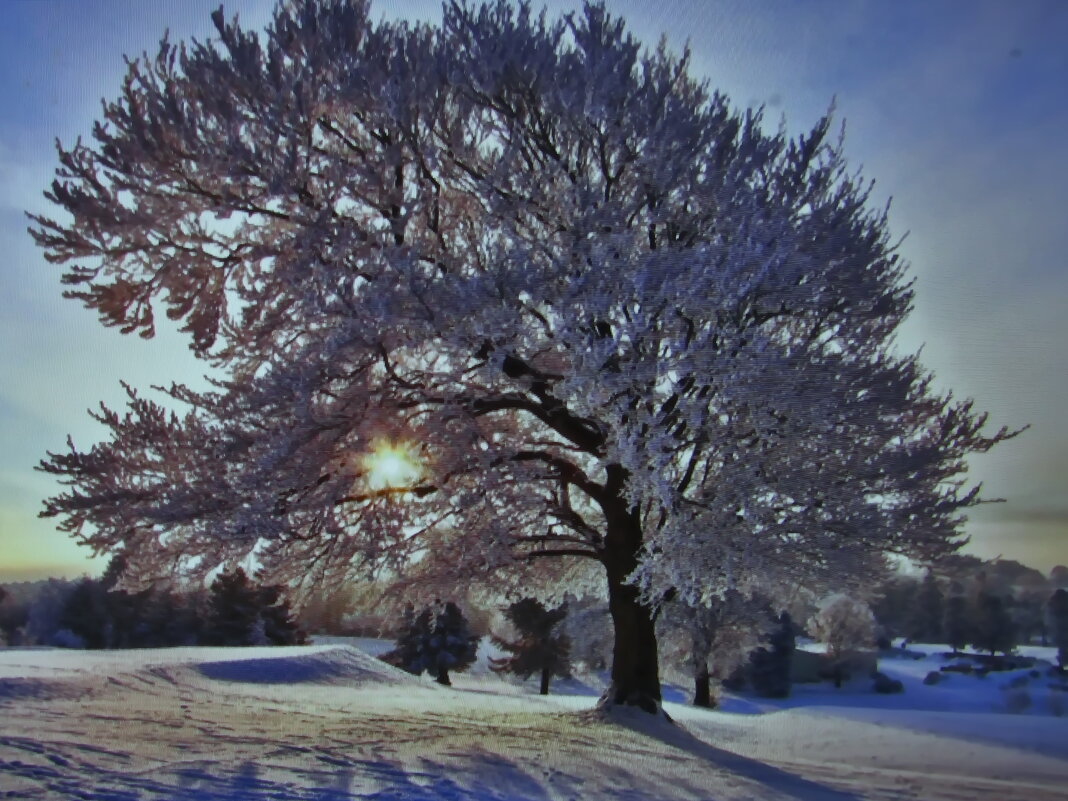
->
872, 672, 904, 694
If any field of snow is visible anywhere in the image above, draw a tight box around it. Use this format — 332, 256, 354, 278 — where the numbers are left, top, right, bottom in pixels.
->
1, 639, 1065, 800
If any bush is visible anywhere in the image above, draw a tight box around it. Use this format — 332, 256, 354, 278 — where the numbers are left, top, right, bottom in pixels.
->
872, 672, 904, 694
923, 671, 943, 686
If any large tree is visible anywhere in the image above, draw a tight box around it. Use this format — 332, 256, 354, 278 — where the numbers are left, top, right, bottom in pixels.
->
33, 0, 1018, 713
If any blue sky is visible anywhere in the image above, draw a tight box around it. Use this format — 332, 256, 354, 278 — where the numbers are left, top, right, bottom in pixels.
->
1, 0, 1066, 581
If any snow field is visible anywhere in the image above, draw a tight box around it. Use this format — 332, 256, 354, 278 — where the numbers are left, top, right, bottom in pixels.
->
0, 640, 1065, 800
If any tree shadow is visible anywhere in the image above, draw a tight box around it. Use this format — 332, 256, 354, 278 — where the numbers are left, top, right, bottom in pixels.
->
615, 714, 867, 801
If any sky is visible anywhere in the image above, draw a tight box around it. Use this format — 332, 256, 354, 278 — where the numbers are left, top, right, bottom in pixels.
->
0, 0, 1066, 582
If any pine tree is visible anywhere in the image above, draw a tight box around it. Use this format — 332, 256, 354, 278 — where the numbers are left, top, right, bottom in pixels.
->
381, 604, 432, 675
748, 612, 796, 698
490, 599, 571, 695
908, 570, 944, 643
58, 577, 112, 649
204, 568, 305, 646
971, 593, 1016, 657
257, 582, 308, 645
1048, 589, 1068, 669
382, 600, 479, 685
943, 589, 970, 654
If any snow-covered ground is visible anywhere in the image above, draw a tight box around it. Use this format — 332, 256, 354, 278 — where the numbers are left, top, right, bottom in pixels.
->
0, 639, 1065, 800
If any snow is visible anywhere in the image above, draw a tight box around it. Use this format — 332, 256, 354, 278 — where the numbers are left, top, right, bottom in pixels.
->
1, 639, 1065, 800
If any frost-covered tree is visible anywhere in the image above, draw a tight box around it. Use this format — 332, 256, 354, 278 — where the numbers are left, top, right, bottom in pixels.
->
807, 594, 875, 662
32, 0, 1020, 713
658, 590, 773, 707
490, 598, 571, 694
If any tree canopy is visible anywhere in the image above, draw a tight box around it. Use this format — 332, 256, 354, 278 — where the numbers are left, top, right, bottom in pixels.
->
33, 0, 1018, 711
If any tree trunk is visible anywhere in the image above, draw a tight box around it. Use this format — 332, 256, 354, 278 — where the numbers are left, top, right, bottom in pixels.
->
435, 668, 451, 686
599, 492, 663, 714
693, 664, 712, 708
540, 666, 550, 695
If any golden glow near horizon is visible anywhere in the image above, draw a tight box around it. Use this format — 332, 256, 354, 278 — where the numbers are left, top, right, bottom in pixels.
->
361, 441, 422, 490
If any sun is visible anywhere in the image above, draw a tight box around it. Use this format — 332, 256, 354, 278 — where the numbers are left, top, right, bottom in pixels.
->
362, 441, 421, 490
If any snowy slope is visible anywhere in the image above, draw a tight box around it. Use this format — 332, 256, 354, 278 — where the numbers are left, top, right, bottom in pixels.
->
0, 641, 1065, 800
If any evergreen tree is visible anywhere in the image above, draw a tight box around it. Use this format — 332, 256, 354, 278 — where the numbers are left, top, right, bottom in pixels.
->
205, 569, 263, 645
381, 604, 431, 674
1051, 566, 1068, 588
427, 601, 480, 686
204, 568, 305, 646
1048, 588, 1068, 669
943, 589, 970, 653
0, 588, 27, 646
490, 599, 571, 695
908, 570, 944, 643
256, 582, 308, 645
382, 600, 479, 685
971, 593, 1016, 656
871, 575, 920, 640
748, 612, 795, 698
58, 577, 112, 649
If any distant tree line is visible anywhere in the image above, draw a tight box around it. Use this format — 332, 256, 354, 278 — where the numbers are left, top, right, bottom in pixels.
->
0, 559, 305, 649
872, 559, 1068, 660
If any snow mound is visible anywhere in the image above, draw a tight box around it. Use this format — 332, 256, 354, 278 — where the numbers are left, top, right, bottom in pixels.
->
194, 645, 415, 686
0, 644, 422, 702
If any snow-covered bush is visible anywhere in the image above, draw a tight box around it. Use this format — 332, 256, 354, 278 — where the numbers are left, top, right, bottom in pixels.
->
807, 594, 876, 662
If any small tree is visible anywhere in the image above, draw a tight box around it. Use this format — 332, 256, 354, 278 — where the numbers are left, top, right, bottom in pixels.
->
971, 593, 1016, 657
490, 598, 571, 695
382, 600, 479, 686
908, 570, 944, 643
943, 590, 970, 653
1047, 589, 1068, 669
659, 591, 774, 707
871, 574, 921, 641
808, 594, 874, 687
748, 611, 797, 698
